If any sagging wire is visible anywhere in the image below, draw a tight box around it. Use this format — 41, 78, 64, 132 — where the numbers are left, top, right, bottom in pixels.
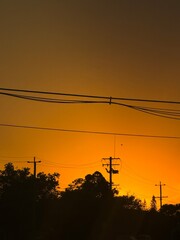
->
0, 88, 180, 120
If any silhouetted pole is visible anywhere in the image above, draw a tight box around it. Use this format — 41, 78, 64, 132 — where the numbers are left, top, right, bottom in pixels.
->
109, 157, 112, 189
27, 157, 41, 238
155, 181, 168, 209
102, 156, 120, 190
27, 157, 41, 178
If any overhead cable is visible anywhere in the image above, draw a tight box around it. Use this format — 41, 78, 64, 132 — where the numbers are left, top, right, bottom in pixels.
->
0, 87, 180, 120
0, 87, 180, 104
0, 123, 180, 139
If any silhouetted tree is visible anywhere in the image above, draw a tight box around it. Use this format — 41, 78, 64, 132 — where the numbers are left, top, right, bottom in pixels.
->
62, 171, 116, 200
0, 162, 60, 240
141, 199, 147, 211
0, 164, 178, 240
36, 171, 60, 200
0, 162, 60, 203
150, 195, 157, 212
160, 204, 180, 216
57, 171, 114, 240
114, 195, 143, 210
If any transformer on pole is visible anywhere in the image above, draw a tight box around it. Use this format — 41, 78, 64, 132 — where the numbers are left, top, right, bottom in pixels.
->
102, 156, 120, 190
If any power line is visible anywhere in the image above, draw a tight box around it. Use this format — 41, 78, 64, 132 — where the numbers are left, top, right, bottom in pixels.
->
2, 91, 179, 115
0, 91, 109, 104
41, 163, 100, 169
1, 92, 179, 119
0, 123, 180, 139
166, 185, 180, 193
40, 158, 100, 169
0, 155, 33, 159
43, 159, 100, 167
0, 87, 180, 105
1, 88, 180, 120
122, 162, 155, 185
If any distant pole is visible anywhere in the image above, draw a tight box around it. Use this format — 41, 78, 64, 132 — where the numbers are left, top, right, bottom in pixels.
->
27, 157, 41, 239
155, 181, 168, 209
27, 157, 41, 178
102, 156, 120, 190
109, 157, 112, 189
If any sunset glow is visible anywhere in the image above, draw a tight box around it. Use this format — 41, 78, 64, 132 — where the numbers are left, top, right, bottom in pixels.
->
0, 1, 180, 209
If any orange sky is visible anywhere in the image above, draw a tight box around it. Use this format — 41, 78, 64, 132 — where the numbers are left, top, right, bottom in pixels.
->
0, 0, 180, 208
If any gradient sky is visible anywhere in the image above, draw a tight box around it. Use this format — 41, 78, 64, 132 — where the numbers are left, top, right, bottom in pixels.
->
0, 0, 180, 207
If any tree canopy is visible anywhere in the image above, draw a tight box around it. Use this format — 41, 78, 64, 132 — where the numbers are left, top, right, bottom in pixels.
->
0, 163, 178, 240
62, 171, 115, 200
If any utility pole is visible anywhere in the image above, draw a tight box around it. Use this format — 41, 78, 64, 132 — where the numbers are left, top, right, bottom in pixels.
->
27, 157, 41, 178
27, 157, 41, 239
155, 181, 168, 209
102, 156, 120, 190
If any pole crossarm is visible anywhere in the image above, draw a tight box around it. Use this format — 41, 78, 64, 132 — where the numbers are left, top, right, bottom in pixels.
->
27, 157, 41, 178
102, 163, 120, 166
155, 181, 168, 209
102, 156, 120, 190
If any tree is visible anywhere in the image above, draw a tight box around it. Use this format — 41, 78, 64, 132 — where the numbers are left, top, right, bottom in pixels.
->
160, 204, 180, 216
115, 195, 143, 210
0, 162, 32, 203
142, 199, 147, 211
36, 172, 60, 200
62, 171, 115, 200
82, 171, 114, 198
0, 162, 60, 202
64, 177, 84, 191
150, 195, 157, 211
58, 171, 115, 240
0, 163, 60, 240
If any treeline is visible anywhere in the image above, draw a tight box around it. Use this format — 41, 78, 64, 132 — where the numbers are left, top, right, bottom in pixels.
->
0, 163, 179, 240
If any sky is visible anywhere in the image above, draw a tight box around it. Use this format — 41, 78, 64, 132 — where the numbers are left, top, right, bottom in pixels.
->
0, 0, 180, 208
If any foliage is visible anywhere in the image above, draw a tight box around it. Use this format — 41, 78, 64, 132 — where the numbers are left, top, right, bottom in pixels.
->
0, 162, 32, 202
62, 171, 115, 200
150, 195, 157, 211
160, 203, 180, 216
0, 162, 60, 202
64, 177, 84, 191
114, 195, 143, 210
0, 164, 179, 240
0, 163, 60, 240
36, 171, 60, 200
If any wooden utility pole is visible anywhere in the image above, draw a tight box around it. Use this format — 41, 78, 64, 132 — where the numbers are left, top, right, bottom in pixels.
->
102, 156, 120, 190
27, 157, 41, 178
155, 181, 168, 209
